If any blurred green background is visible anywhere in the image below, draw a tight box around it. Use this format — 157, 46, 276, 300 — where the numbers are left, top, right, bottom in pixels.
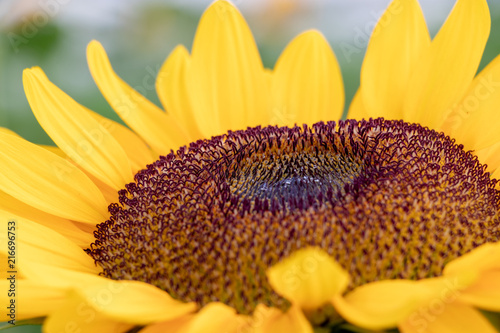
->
1, 0, 500, 332
1, 0, 500, 147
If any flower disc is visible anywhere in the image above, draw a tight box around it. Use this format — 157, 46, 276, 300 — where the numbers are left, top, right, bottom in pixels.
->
87, 118, 500, 314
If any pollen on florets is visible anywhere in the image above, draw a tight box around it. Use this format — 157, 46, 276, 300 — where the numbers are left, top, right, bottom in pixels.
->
86, 118, 500, 315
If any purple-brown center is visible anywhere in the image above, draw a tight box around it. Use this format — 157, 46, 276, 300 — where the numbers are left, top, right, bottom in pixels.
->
86, 118, 500, 314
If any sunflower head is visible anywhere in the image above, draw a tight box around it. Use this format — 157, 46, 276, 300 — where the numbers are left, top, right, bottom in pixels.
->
2, 0, 500, 332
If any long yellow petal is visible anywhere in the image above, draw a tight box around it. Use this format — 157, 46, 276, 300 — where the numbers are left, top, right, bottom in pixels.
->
444, 243, 500, 278
474, 141, 500, 175
87, 40, 189, 154
43, 292, 134, 333
0, 127, 22, 137
441, 54, 500, 151
0, 211, 99, 274
39, 144, 120, 204
85, 106, 155, 173
138, 315, 195, 333
254, 304, 313, 333
443, 242, 500, 312
402, 0, 490, 129
347, 88, 371, 120
0, 131, 108, 223
332, 279, 451, 330
189, 0, 270, 138
458, 270, 500, 312
157, 45, 204, 142
399, 302, 497, 333
184, 303, 248, 333
360, 0, 430, 120
267, 247, 349, 310
23, 67, 134, 190
0, 190, 93, 248
23, 262, 197, 325
40, 144, 67, 158
272, 30, 344, 127
0, 280, 66, 321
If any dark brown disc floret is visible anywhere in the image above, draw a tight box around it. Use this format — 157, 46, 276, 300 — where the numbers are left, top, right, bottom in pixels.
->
86, 118, 500, 315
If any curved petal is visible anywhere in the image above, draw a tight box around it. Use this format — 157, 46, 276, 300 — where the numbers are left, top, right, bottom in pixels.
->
399, 302, 497, 333
0, 210, 99, 274
272, 30, 344, 127
0, 190, 94, 248
253, 304, 313, 333
457, 270, 500, 312
441, 54, 500, 151
23, 67, 134, 190
37, 145, 121, 205
444, 243, 500, 278
85, 106, 155, 173
0, 127, 22, 137
22, 262, 196, 325
474, 141, 500, 175
0, 131, 108, 224
138, 315, 195, 333
267, 247, 349, 310
443, 242, 500, 311
41, 144, 67, 158
87, 40, 189, 154
189, 0, 270, 138
43, 291, 134, 333
157, 45, 204, 142
347, 89, 370, 120
332, 279, 453, 330
360, 0, 430, 120
184, 303, 248, 333
402, 0, 490, 129
0, 280, 66, 321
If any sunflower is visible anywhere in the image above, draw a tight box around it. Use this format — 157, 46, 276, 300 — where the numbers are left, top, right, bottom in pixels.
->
1, 0, 500, 332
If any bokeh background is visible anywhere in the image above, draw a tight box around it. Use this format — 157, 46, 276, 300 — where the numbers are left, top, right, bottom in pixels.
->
1, 0, 500, 332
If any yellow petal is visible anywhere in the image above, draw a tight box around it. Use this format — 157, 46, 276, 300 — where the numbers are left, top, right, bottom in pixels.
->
492, 166, 500, 181
346, 89, 370, 120
189, 0, 270, 137
443, 242, 500, 311
399, 302, 497, 333
184, 303, 248, 333
40, 144, 67, 158
0, 131, 108, 223
403, 0, 490, 129
43, 291, 134, 333
39, 144, 121, 204
0, 127, 22, 137
157, 45, 204, 142
23, 67, 134, 190
332, 279, 453, 330
441, 54, 500, 151
474, 141, 500, 175
87, 40, 189, 154
0, 190, 93, 248
272, 30, 344, 127
79, 165, 120, 205
254, 304, 313, 333
85, 106, 155, 173
458, 270, 500, 312
0, 211, 99, 274
22, 262, 197, 325
138, 315, 195, 333
267, 247, 349, 310
360, 0, 430, 120
444, 242, 500, 277
0, 280, 66, 321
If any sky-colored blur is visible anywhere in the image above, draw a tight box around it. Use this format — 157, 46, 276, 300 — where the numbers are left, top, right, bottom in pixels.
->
1, 0, 500, 149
